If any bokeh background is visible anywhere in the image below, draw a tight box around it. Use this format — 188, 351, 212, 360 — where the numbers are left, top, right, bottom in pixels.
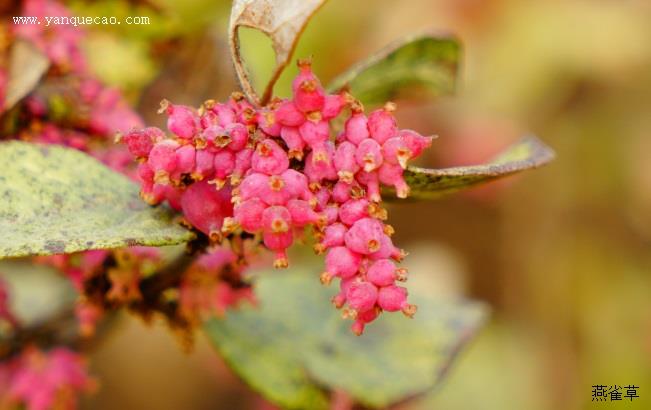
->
51, 0, 651, 409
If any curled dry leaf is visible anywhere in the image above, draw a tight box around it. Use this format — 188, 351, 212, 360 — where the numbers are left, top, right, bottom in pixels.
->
4, 40, 50, 111
229, 0, 327, 105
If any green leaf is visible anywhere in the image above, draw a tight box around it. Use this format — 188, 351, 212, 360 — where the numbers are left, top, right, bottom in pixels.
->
399, 135, 555, 200
0, 141, 194, 259
204, 270, 487, 409
327, 34, 461, 107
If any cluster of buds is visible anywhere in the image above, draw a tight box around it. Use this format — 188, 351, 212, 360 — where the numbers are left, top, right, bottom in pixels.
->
178, 248, 255, 324
121, 59, 433, 334
35, 246, 163, 337
0, 347, 96, 410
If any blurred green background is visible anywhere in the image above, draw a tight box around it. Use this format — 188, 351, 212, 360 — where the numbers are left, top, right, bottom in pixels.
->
69, 0, 651, 409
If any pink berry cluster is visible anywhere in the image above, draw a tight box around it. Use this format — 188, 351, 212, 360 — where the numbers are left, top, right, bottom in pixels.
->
0, 347, 96, 410
121, 59, 433, 334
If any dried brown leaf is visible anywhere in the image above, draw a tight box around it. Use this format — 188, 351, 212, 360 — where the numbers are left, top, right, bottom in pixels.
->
4, 40, 49, 111
229, 0, 327, 105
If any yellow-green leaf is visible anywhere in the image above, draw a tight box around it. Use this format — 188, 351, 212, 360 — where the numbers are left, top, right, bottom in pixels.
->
399, 135, 555, 200
205, 270, 487, 409
0, 141, 194, 259
328, 34, 461, 107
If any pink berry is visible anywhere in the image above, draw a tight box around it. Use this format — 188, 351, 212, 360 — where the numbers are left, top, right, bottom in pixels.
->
281, 169, 313, 202
262, 206, 294, 268
280, 127, 306, 159
275, 100, 305, 127
382, 136, 412, 169
262, 175, 293, 205
367, 259, 398, 287
213, 150, 236, 184
345, 217, 385, 254
334, 141, 360, 183
239, 173, 269, 202
252, 139, 289, 175
233, 198, 266, 233
338, 198, 370, 226
368, 102, 397, 144
232, 148, 253, 184
287, 199, 322, 227
148, 139, 180, 184
181, 180, 233, 239
161, 100, 199, 140
120, 127, 160, 158
304, 142, 337, 183
172, 144, 196, 181
321, 93, 347, 120
399, 129, 433, 158
346, 280, 378, 312
163, 185, 183, 211
225, 123, 249, 151
316, 222, 347, 251
262, 205, 292, 234
313, 186, 332, 210
211, 102, 237, 127
378, 162, 410, 199
257, 109, 281, 137
344, 109, 369, 145
292, 60, 325, 113
298, 120, 329, 148
377, 285, 416, 317
356, 170, 381, 202
355, 138, 383, 172
368, 233, 403, 261
321, 246, 361, 283
201, 125, 228, 150
322, 204, 339, 225
193, 149, 215, 180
